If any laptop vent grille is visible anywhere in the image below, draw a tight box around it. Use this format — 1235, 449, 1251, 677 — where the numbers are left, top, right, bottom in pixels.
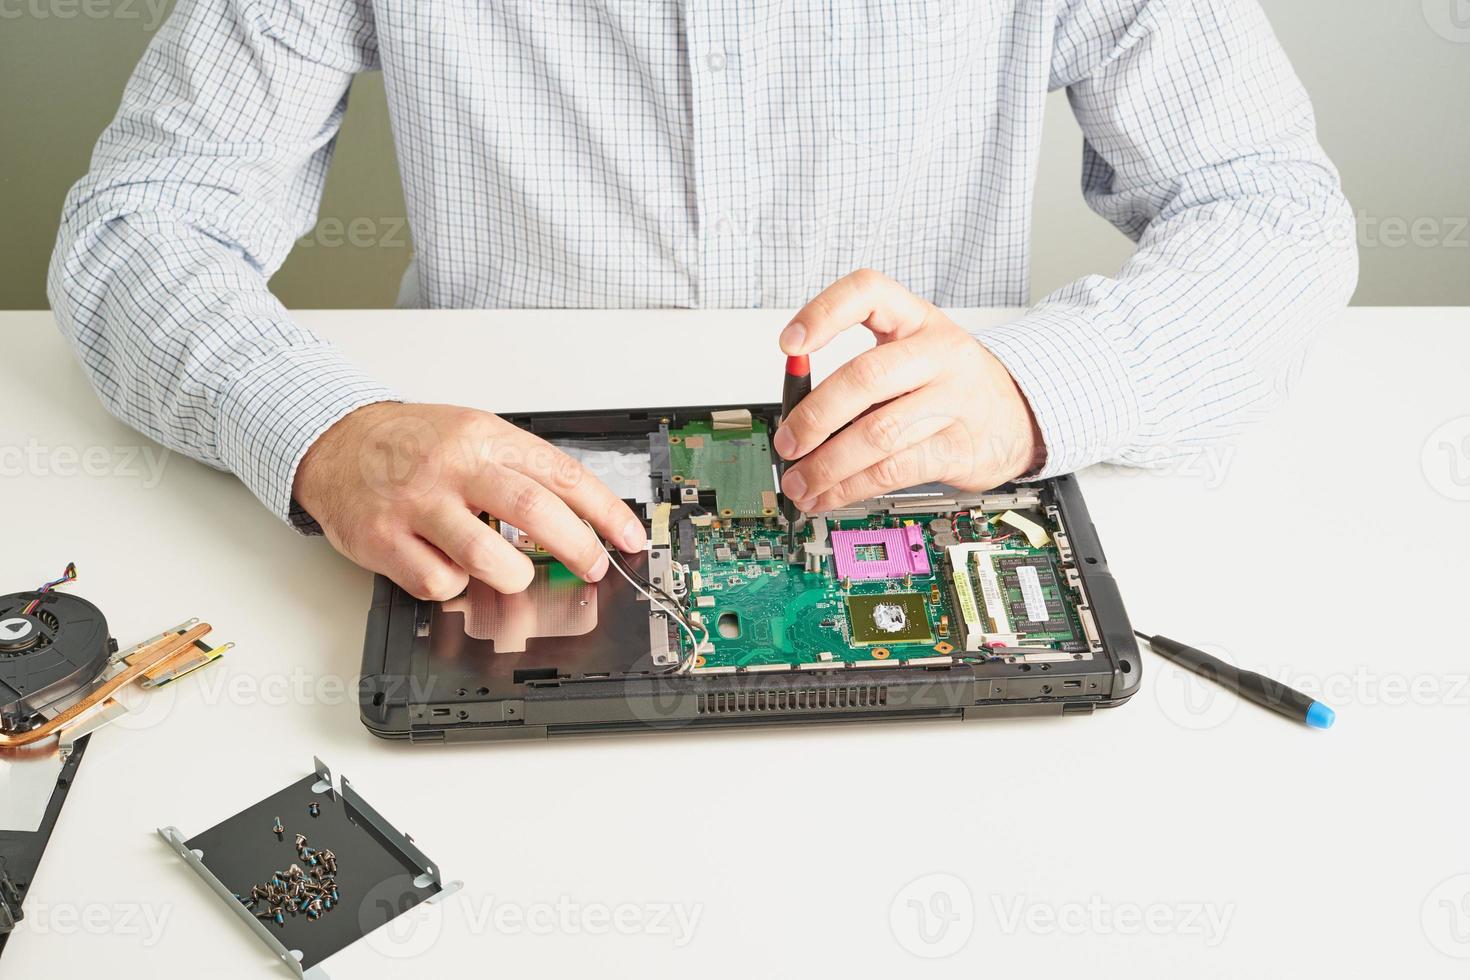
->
697, 686, 888, 715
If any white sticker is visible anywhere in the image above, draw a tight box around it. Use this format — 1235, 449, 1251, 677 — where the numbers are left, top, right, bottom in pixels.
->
973, 555, 1010, 635
1017, 565, 1050, 623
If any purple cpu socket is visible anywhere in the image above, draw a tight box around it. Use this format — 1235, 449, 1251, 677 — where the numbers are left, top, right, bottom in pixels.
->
831, 525, 931, 581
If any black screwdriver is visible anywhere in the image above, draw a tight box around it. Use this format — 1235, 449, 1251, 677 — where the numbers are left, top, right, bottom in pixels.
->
776, 354, 812, 549
1135, 631, 1335, 729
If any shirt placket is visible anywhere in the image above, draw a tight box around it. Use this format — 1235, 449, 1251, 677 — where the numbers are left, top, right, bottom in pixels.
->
684, 2, 758, 308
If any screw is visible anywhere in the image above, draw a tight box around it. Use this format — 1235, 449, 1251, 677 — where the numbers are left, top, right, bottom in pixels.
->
271, 817, 283, 837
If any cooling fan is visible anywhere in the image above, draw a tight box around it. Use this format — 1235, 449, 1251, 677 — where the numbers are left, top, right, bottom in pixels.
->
0, 565, 230, 753
0, 591, 113, 737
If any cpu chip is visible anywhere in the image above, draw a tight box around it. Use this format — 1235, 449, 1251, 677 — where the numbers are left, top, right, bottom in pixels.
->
845, 593, 933, 645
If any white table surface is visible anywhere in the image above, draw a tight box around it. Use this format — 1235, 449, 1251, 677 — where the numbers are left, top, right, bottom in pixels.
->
1, 307, 1467, 978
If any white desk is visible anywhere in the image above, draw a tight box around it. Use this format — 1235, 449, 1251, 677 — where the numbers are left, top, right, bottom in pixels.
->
1, 307, 1466, 978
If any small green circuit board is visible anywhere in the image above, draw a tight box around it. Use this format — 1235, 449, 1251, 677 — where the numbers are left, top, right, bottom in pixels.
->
667, 420, 779, 519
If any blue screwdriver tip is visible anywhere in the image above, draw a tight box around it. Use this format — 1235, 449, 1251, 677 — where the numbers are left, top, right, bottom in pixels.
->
1305, 701, 1335, 730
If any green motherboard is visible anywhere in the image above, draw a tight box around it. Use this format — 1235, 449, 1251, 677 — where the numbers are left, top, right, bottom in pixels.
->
662, 418, 1094, 673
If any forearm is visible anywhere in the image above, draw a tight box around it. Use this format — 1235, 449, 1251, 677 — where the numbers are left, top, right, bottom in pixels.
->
978, 154, 1357, 476
982, 0, 1359, 477
49, 204, 396, 527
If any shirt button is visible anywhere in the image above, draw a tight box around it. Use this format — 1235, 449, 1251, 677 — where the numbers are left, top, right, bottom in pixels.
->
705, 51, 727, 72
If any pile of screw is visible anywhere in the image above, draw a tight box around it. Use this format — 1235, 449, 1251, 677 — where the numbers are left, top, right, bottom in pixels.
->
237, 821, 341, 927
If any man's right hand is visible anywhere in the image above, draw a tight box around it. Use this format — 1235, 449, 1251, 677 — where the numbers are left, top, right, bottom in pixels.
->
292, 402, 646, 600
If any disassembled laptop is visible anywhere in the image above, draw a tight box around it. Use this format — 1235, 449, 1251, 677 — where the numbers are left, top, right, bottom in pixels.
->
361, 403, 1140, 739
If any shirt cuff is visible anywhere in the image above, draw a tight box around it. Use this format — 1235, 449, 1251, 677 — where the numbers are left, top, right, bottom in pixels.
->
215, 343, 398, 534
971, 306, 1142, 479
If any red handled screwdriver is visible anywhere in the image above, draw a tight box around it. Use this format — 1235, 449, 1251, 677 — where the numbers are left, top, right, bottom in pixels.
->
776, 354, 812, 548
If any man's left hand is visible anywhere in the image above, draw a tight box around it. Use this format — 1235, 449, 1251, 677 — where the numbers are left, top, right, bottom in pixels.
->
773, 269, 1045, 513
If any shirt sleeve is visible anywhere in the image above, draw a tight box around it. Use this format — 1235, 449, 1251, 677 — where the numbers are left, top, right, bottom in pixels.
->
47, 0, 397, 532
974, 0, 1359, 477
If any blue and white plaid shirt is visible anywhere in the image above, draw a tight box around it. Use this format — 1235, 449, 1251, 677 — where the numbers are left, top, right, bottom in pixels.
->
50, 0, 1357, 530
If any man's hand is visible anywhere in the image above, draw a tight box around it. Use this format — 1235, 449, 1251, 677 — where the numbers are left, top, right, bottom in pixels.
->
774, 270, 1045, 513
293, 403, 646, 600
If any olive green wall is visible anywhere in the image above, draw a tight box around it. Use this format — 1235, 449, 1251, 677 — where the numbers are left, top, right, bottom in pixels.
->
0, 2, 412, 310
3, 1, 1466, 310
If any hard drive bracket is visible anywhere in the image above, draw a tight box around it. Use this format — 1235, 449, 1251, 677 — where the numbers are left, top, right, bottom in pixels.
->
159, 756, 460, 978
